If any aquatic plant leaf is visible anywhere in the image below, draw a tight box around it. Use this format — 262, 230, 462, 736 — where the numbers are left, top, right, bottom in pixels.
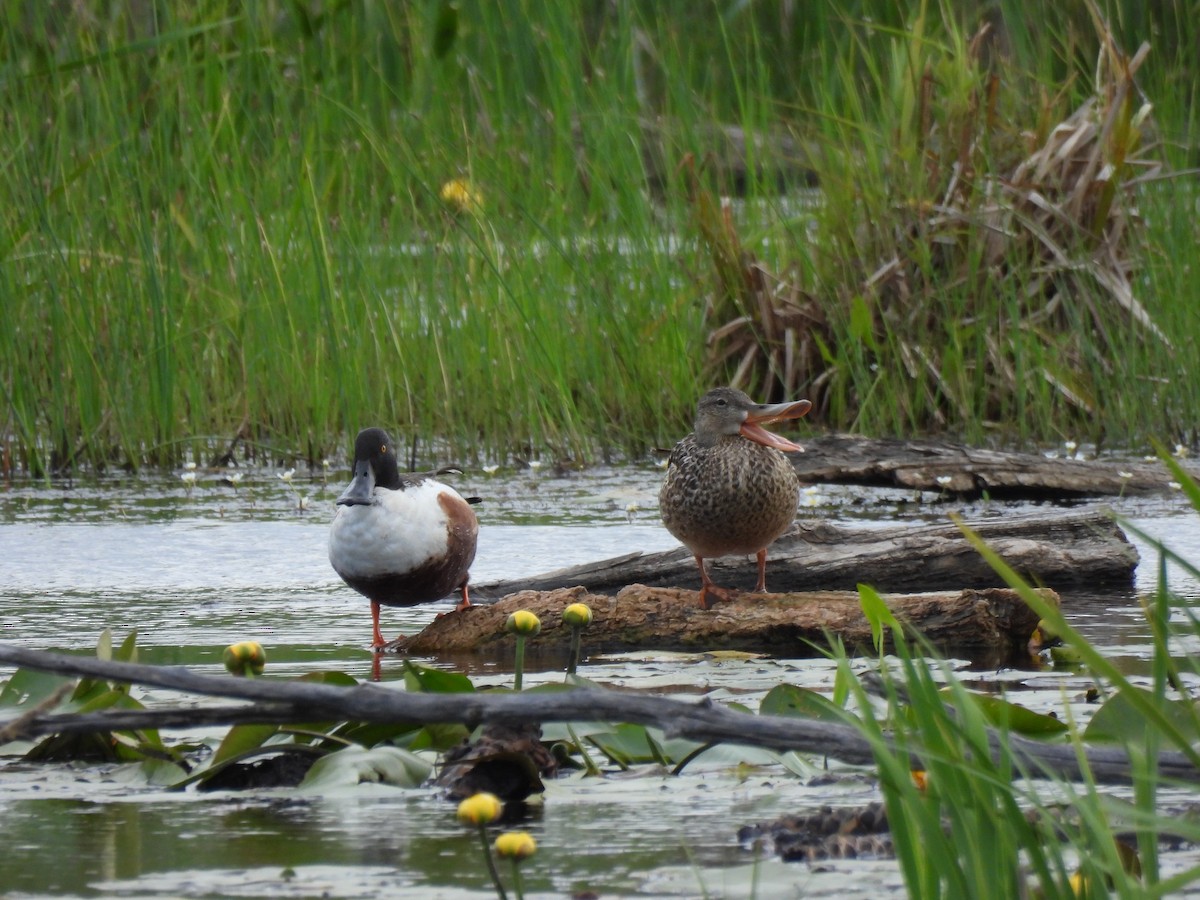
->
213, 724, 280, 765
587, 723, 700, 766
0, 668, 73, 709
406, 723, 471, 752
96, 628, 113, 662
540, 721, 616, 744
943, 690, 1068, 737
858, 584, 902, 654
403, 661, 474, 694
761, 684, 854, 724
1084, 688, 1200, 744
300, 746, 432, 789
332, 720, 425, 749
298, 671, 358, 687
113, 630, 139, 663
137, 757, 190, 786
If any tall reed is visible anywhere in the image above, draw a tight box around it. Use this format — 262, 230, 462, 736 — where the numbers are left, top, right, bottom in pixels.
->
1, 2, 1196, 473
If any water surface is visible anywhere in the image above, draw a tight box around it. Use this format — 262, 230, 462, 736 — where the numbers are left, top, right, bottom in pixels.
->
3, 464, 1199, 897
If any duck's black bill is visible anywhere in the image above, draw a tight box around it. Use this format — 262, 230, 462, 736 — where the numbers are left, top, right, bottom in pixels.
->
336, 460, 376, 506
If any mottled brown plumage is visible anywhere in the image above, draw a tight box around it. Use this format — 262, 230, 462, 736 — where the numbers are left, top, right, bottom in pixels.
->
659, 387, 812, 608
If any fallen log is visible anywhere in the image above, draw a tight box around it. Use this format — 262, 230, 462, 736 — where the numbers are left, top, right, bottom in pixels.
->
0, 645, 1194, 787
397, 585, 1048, 659
792, 434, 1190, 499
475, 511, 1137, 599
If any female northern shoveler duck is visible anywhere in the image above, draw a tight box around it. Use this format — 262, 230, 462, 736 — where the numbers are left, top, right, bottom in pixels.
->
329, 427, 479, 650
659, 387, 812, 609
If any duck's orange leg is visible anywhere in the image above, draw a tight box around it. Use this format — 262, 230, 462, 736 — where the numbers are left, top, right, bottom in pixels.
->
696, 556, 737, 610
454, 582, 472, 612
754, 548, 769, 592
370, 600, 388, 651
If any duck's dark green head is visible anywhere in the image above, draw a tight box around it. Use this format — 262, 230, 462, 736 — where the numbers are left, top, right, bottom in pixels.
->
337, 427, 402, 506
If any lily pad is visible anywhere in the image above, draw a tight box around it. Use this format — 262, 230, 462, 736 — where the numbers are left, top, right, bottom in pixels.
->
299, 746, 432, 789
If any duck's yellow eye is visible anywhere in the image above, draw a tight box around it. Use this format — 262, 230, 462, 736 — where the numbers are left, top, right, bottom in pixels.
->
380, 445, 387, 453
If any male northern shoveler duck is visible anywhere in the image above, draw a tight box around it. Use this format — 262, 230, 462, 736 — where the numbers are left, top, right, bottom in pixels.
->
329, 427, 479, 650
659, 387, 812, 609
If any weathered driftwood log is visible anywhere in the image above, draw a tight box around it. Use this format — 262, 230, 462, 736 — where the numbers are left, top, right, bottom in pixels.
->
0, 645, 1195, 787
475, 512, 1136, 599
792, 434, 1190, 498
397, 584, 1049, 658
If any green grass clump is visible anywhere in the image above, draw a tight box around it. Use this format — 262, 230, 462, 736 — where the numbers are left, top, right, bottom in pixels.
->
700, 1, 1199, 448
834, 455, 1200, 897
1, 2, 1198, 474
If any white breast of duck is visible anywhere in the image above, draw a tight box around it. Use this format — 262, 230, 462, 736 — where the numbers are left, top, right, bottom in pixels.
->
328, 428, 478, 608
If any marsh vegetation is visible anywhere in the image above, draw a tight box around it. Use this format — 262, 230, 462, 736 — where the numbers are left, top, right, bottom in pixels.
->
2, 1, 1198, 475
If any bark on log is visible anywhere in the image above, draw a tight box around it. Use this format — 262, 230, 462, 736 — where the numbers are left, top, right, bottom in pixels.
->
0, 645, 1194, 787
792, 434, 1191, 499
397, 585, 1050, 659
475, 511, 1136, 599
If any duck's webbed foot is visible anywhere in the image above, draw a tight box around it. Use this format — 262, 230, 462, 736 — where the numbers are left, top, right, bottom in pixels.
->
698, 584, 740, 610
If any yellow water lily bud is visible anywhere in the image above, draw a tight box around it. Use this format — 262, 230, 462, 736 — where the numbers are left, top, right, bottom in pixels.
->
223, 641, 266, 677
506, 610, 542, 637
456, 792, 503, 826
493, 831, 537, 860
562, 603, 593, 628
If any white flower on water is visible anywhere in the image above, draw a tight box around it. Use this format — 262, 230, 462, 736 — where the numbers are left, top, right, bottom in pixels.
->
227, 472, 243, 486
1169, 481, 1182, 490
184, 461, 197, 471
1118, 471, 1133, 480
801, 486, 821, 507
936, 475, 953, 487
180, 471, 197, 485
1175, 444, 1189, 459
278, 468, 295, 484
656, 458, 670, 469
482, 464, 499, 475
527, 460, 543, 473
297, 494, 310, 511
1064, 441, 1077, 457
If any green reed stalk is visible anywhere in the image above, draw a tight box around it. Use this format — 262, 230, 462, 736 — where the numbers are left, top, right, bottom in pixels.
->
2, 1, 1198, 471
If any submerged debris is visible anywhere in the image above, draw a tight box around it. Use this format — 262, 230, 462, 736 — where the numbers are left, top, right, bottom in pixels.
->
435, 723, 558, 802
740, 802, 895, 861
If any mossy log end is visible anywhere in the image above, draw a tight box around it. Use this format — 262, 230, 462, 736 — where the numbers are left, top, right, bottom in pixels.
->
394, 584, 1052, 658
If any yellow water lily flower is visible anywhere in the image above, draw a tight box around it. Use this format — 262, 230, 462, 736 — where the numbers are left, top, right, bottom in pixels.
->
223, 641, 266, 677
506, 610, 542, 636
562, 603, 593, 628
456, 792, 503, 826
494, 830, 537, 860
